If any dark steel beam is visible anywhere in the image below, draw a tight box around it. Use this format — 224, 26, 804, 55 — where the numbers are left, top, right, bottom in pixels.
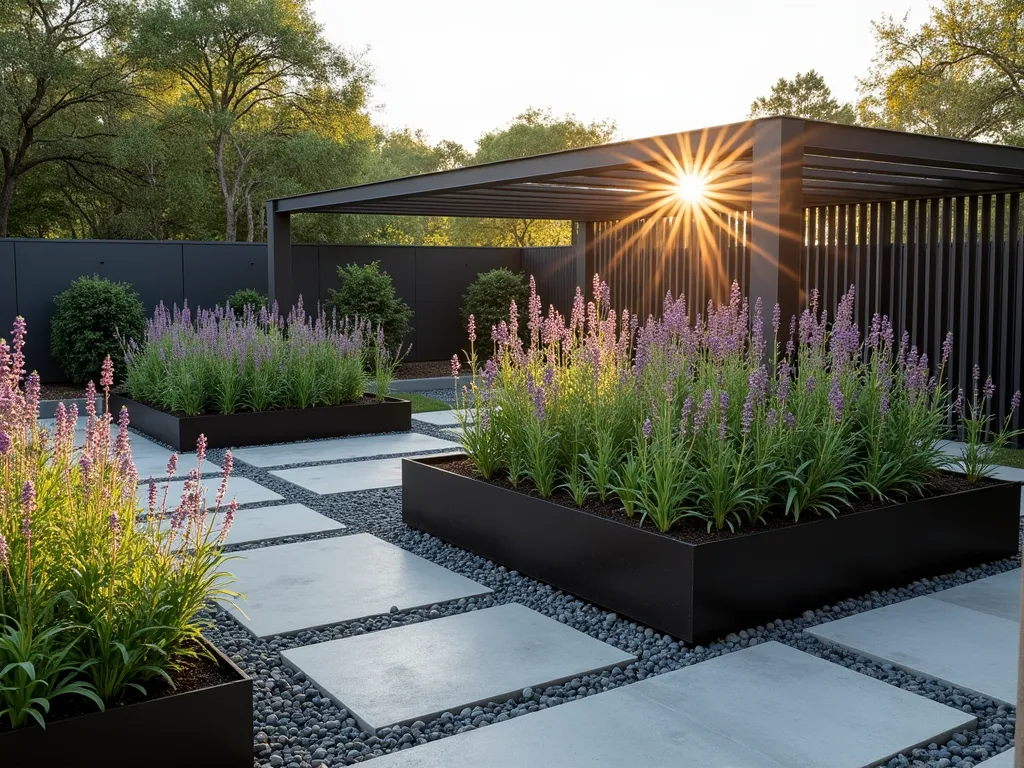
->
751, 117, 804, 335
267, 202, 292, 309
273, 122, 757, 213
803, 154, 1024, 185
802, 168, 1017, 193
803, 121, 1024, 175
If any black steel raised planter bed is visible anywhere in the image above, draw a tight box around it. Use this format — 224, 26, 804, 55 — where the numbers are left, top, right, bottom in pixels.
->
402, 455, 1022, 644
1, 638, 252, 768
110, 393, 412, 450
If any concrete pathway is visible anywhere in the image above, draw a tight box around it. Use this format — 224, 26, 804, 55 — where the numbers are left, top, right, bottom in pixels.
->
361, 642, 976, 768
230, 432, 459, 468
224, 534, 491, 638
282, 604, 635, 733
807, 570, 1021, 705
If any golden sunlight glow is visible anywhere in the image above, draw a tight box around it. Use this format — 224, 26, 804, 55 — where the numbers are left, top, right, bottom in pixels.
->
674, 173, 706, 203
591, 123, 800, 306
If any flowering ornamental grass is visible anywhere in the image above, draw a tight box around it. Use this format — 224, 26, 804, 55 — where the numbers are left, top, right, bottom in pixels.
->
124, 297, 367, 416
454, 276, 1022, 534
0, 319, 238, 730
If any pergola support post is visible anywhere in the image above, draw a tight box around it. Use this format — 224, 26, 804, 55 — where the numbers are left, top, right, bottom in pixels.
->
267, 201, 292, 310
750, 117, 805, 335
571, 221, 595, 297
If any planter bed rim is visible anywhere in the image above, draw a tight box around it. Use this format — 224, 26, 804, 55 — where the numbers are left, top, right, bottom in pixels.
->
407, 453, 1022, 545
114, 393, 407, 419
0, 635, 247, 734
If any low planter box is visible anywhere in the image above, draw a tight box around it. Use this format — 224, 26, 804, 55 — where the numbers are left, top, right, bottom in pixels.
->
110, 393, 412, 450
1, 638, 252, 768
402, 455, 1022, 644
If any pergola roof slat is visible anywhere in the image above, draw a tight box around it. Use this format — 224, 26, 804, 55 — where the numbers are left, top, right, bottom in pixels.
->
271, 117, 1024, 221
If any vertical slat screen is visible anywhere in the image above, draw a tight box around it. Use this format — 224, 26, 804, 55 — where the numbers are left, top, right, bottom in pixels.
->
522, 245, 576, 319
584, 191, 1023, 441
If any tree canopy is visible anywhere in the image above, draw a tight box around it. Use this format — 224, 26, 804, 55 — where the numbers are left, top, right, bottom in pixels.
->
748, 70, 857, 123
7, 0, 1024, 244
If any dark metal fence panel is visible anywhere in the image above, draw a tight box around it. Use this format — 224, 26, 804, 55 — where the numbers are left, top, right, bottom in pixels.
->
316, 245, 418, 330
11, 239, 186, 381
412, 247, 522, 360
182, 242, 266, 310
0, 241, 16, 340
523, 245, 576, 319
1, 238, 528, 380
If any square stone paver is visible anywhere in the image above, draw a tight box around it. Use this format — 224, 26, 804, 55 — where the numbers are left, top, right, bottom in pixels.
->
281, 603, 635, 733
980, 750, 1014, 768
807, 595, 1018, 704
230, 433, 459, 468
137, 476, 282, 508
411, 410, 471, 427
365, 641, 975, 768
929, 570, 1020, 622
154, 503, 345, 548
130, 438, 222, 480
38, 417, 221, 478
271, 457, 403, 494
270, 455, 457, 494
223, 534, 491, 637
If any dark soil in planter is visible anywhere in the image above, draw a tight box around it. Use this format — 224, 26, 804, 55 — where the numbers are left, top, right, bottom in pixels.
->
438, 457, 1001, 545
39, 382, 88, 401
0, 640, 238, 733
395, 360, 469, 379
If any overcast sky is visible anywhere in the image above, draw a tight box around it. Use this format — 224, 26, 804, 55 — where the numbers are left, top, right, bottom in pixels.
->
312, 0, 934, 150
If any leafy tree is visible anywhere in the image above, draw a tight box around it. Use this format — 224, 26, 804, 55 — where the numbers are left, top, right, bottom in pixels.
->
324, 261, 413, 349
454, 108, 616, 247
857, 4, 1023, 141
0, 0, 137, 236
378, 128, 469, 178
131, 0, 370, 241
50, 275, 146, 385
748, 70, 857, 123
226, 288, 267, 314
460, 268, 528, 349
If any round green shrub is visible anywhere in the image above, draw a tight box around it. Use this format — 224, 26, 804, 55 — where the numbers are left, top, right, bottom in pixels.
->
50, 275, 147, 385
226, 288, 267, 315
461, 268, 528, 349
324, 261, 413, 350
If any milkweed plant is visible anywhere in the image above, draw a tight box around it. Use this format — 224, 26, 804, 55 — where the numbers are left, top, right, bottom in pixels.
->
0, 318, 239, 731
454, 275, 1020, 534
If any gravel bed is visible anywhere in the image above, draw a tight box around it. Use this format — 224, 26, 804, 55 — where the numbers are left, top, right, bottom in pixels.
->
196, 434, 1019, 768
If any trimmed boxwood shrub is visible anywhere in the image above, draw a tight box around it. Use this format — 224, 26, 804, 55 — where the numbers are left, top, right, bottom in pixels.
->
51, 275, 146, 385
226, 288, 267, 315
325, 261, 413, 350
461, 268, 528, 349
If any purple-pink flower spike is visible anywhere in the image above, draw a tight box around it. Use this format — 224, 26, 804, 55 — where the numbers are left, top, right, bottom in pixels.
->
451, 354, 460, 378
0, 533, 7, 568
100, 354, 114, 389
982, 376, 995, 399
21, 479, 35, 539
1012, 390, 1022, 411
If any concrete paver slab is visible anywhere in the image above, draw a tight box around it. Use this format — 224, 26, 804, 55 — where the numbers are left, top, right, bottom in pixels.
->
282, 604, 635, 733
223, 534, 491, 638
